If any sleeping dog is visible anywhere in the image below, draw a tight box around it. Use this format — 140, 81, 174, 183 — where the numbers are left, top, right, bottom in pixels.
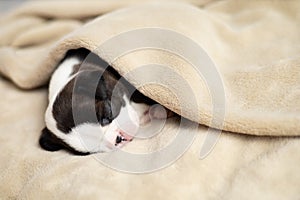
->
39, 49, 173, 155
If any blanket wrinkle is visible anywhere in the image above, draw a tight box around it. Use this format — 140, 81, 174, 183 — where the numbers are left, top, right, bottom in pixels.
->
1, 1, 300, 199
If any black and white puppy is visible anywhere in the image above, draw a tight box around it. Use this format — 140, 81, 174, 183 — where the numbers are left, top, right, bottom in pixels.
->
39, 49, 173, 155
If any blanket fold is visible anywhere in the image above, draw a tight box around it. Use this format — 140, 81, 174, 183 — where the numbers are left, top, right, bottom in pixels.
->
0, 0, 299, 136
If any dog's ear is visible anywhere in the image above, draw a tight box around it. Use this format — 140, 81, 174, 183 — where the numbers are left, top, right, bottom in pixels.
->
39, 127, 64, 151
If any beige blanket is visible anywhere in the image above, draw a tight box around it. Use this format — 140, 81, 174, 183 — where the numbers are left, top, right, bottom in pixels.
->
0, 0, 300, 199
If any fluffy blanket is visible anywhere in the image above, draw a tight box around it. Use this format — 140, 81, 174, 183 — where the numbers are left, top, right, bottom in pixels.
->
0, 0, 300, 199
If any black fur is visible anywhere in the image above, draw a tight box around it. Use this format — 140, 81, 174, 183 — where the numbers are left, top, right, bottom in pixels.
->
39, 127, 63, 151
39, 127, 89, 156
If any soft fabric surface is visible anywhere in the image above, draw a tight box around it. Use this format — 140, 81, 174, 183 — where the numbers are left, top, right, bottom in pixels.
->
0, 0, 300, 199
1, 77, 300, 199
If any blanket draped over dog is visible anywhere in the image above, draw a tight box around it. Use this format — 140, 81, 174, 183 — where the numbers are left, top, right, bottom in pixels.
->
1, 0, 299, 136
0, 0, 300, 199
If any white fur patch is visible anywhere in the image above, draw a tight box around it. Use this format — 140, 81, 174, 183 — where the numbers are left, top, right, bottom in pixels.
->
48, 57, 80, 100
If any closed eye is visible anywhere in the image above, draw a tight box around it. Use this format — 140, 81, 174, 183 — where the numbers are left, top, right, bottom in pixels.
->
100, 117, 111, 126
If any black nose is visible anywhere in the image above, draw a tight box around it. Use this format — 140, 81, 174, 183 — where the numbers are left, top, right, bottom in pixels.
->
115, 136, 122, 145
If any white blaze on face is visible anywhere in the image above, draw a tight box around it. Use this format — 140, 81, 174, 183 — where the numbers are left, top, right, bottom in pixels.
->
114, 95, 140, 135
100, 96, 170, 149
102, 95, 151, 148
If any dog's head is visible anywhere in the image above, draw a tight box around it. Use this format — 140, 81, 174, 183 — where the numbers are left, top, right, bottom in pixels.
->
39, 60, 150, 155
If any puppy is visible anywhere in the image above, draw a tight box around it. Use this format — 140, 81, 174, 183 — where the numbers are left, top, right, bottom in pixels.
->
39, 49, 173, 155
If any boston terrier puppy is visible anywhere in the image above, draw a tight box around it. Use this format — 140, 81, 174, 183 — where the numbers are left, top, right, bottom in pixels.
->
39, 49, 173, 155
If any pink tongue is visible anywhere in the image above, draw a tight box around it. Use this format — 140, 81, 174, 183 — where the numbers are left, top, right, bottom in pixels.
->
119, 130, 134, 141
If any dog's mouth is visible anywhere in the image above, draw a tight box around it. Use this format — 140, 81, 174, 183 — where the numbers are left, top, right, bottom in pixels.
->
102, 126, 135, 150
116, 130, 134, 145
